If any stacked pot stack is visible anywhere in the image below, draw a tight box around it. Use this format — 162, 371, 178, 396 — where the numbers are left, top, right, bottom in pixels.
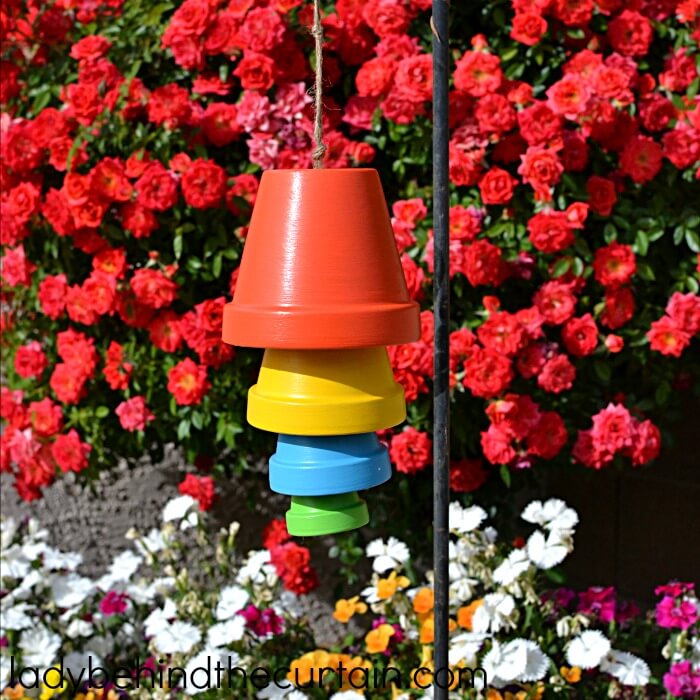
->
222, 169, 420, 536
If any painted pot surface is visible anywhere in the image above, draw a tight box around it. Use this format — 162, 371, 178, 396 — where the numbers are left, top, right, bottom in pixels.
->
222, 168, 420, 349
247, 347, 406, 435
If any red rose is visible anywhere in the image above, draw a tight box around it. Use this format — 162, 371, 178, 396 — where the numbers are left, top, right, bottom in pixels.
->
527, 210, 574, 253
619, 135, 663, 184
401, 254, 426, 301
131, 268, 178, 309
381, 86, 426, 124
93, 247, 127, 279
477, 311, 526, 356
50, 364, 88, 404
181, 158, 227, 209
593, 243, 636, 287
91, 158, 132, 202
586, 175, 617, 216
630, 420, 661, 466
517, 102, 562, 146
552, 0, 593, 26
389, 427, 432, 474
464, 347, 513, 398
70, 35, 112, 61
14, 341, 47, 379
167, 358, 210, 405
262, 518, 290, 550
454, 50, 502, 96
233, 51, 275, 91
5, 183, 40, 224
605, 334, 624, 353
562, 314, 598, 357
666, 292, 700, 335
28, 398, 63, 438
478, 167, 518, 205
65, 286, 99, 326
82, 271, 117, 316
362, 0, 412, 38
533, 280, 577, 324
169, 0, 212, 36
178, 473, 216, 510
57, 329, 98, 373
51, 429, 91, 473
480, 425, 516, 465
475, 93, 516, 135
510, 12, 547, 46
462, 240, 505, 287
526, 411, 567, 459
38, 274, 68, 321
147, 84, 192, 128
148, 311, 183, 353
647, 316, 691, 357
538, 354, 576, 393
202, 103, 240, 147
394, 54, 433, 102
546, 74, 591, 120
486, 393, 541, 440
269, 541, 318, 595
104, 341, 133, 390
449, 205, 483, 241
607, 10, 653, 57
518, 147, 563, 201
121, 202, 159, 238
1, 246, 36, 287
639, 94, 676, 132
116, 396, 155, 432
236, 6, 285, 52
663, 125, 700, 170
64, 83, 101, 125
450, 458, 488, 493
135, 163, 179, 211
601, 286, 635, 329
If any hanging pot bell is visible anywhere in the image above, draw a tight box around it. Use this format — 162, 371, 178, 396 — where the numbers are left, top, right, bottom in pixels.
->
222, 168, 420, 536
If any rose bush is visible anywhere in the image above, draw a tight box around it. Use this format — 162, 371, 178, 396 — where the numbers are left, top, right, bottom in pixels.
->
1, 0, 699, 538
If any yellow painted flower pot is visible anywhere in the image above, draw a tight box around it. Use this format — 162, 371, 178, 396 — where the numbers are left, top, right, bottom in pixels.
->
247, 347, 406, 435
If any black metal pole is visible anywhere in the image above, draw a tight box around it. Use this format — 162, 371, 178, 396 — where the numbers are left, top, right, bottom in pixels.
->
432, 0, 450, 697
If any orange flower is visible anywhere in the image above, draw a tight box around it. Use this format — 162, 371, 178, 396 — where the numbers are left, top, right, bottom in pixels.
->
560, 665, 582, 683
2, 686, 25, 700
365, 623, 395, 654
333, 595, 367, 623
419, 615, 457, 644
376, 571, 410, 600
457, 598, 483, 630
288, 650, 334, 687
412, 587, 434, 614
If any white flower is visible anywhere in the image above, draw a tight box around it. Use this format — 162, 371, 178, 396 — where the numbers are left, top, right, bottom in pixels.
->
180, 648, 241, 695
257, 687, 308, 700
63, 650, 104, 681
207, 616, 246, 648
1, 655, 12, 687
365, 537, 410, 573
493, 548, 531, 585
100, 550, 143, 588
566, 630, 611, 669
516, 640, 550, 682
163, 495, 196, 521
216, 585, 250, 621
9, 569, 43, 602
471, 593, 517, 634
66, 618, 94, 639
153, 620, 201, 654
274, 591, 304, 618
49, 573, 95, 608
1, 544, 31, 579
448, 632, 488, 666
134, 528, 166, 556
482, 639, 527, 687
449, 503, 487, 534
42, 547, 82, 572
0, 602, 32, 630
144, 599, 177, 637
329, 692, 364, 699
19, 625, 61, 668
526, 530, 569, 570
0, 518, 18, 549
521, 499, 578, 534
236, 550, 274, 586
600, 650, 650, 686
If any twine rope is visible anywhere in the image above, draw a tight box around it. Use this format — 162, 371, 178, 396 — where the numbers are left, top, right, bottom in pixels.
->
311, 0, 326, 168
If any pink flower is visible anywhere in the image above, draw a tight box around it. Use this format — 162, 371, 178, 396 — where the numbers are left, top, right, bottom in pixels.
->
99, 590, 129, 616
656, 595, 699, 630
115, 396, 155, 432
663, 661, 700, 697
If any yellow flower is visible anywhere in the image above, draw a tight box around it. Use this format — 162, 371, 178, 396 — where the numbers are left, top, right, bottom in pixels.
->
560, 665, 582, 683
486, 691, 504, 700
457, 598, 483, 630
335, 654, 372, 690
288, 649, 335, 687
333, 595, 368, 623
412, 587, 434, 614
1, 686, 25, 699
365, 623, 395, 654
75, 690, 121, 700
376, 571, 410, 600
39, 667, 68, 700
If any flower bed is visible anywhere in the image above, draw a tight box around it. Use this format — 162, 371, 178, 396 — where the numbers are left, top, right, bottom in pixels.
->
1, 498, 699, 698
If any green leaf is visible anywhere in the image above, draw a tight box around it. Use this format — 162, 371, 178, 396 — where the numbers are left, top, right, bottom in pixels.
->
499, 465, 512, 488
685, 230, 700, 253
594, 361, 611, 383
552, 258, 571, 278
655, 383, 670, 406
95, 406, 109, 418
173, 232, 183, 261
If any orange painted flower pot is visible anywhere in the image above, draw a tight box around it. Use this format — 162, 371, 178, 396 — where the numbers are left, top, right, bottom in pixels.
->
222, 168, 420, 349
